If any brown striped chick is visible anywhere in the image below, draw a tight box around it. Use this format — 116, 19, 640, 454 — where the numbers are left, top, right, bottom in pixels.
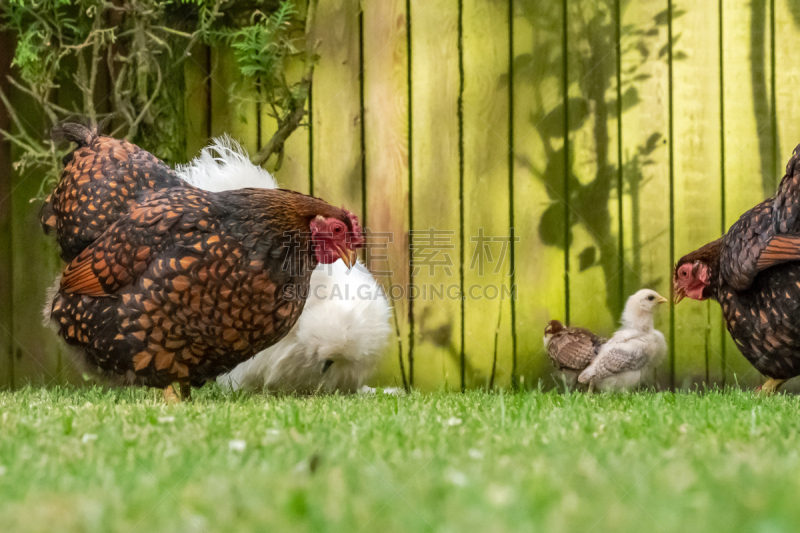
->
544, 320, 605, 387
578, 289, 668, 392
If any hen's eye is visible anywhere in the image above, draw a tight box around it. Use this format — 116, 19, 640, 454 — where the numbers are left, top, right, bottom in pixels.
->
680, 270, 687, 277
334, 226, 343, 234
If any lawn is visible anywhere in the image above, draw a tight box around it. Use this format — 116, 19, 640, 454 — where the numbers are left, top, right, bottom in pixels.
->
0, 386, 798, 533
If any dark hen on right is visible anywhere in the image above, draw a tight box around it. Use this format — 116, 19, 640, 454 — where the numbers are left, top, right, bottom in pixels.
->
674, 143, 800, 392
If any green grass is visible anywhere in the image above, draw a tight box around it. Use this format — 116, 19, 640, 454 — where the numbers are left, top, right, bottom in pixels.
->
1, 386, 799, 532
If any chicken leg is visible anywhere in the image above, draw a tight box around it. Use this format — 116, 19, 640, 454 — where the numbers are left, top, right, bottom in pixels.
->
180, 382, 192, 402
756, 378, 787, 394
163, 385, 181, 403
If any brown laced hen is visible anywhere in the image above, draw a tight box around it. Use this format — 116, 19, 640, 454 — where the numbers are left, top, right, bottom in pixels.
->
42, 125, 364, 400
674, 144, 800, 393
543, 320, 605, 387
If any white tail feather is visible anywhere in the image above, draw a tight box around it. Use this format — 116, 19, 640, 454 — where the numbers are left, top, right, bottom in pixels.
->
176, 136, 278, 192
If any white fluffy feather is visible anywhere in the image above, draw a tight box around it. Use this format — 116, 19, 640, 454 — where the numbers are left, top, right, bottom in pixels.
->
219, 261, 391, 393
176, 136, 278, 192
175, 137, 392, 393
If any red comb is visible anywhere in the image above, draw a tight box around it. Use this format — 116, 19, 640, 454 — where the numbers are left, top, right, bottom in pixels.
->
343, 208, 365, 248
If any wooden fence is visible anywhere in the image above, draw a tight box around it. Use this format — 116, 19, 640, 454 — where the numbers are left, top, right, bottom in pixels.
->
2, 0, 800, 390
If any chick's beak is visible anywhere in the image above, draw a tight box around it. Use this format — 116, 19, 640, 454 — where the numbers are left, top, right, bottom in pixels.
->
335, 244, 357, 269
656, 295, 668, 304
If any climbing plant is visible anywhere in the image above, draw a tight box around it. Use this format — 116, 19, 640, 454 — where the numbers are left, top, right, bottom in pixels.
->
0, 0, 317, 197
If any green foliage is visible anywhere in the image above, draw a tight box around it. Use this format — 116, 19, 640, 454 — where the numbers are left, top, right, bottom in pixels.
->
0, 0, 315, 197
2, 386, 800, 532
230, 2, 297, 85
215, 1, 309, 128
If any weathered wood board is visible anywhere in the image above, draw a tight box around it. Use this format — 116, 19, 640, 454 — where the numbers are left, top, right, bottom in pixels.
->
184, 44, 211, 161
671, 0, 725, 388
511, 0, 568, 388
462, 0, 513, 389
566, 1, 619, 339
363, 0, 411, 388
620, 0, 672, 387
8, 99, 65, 386
210, 47, 259, 157
270, 52, 311, 195
0, 30, 13, 388
309, 0, 361, 211
720, 0, 772, 388
409, 0, 461, 390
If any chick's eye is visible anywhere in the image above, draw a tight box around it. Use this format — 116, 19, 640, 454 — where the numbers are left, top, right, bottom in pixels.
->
647, 295, 655, 301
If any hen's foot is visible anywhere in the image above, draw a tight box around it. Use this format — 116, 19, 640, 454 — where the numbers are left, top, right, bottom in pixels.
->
756, 378, 787, 395
163, 385, 181, 403
180, 383, 192, 402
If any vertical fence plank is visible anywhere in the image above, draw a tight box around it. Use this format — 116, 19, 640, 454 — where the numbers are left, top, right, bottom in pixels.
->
462, 0, 512, 389
8, 96, 63, 387
309, 0, 368, 364
210, 48, 259, 156
671, 0, 724, 388
310, 0, 361, 211
184, 44, 211, 161
270, 54, 311, 195
511, 1, 567, 388
719, 0, 771, 388
773, 0, 800, 391
774, 0, 800, 172
565, 1, 620, 338
409, 0, 461, 390
363, 0, 410, 388
620, 0, 672, 387
0, 31, 13, 388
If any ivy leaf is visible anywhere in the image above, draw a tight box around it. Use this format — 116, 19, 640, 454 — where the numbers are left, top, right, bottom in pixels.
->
608, 87, 641, 118
639, 132, 664, 156
536, 98, 590, 138
542, 148, 580, 201
654, 8, 686, 26
578, 247, 597, 272
539, 202, 573, 249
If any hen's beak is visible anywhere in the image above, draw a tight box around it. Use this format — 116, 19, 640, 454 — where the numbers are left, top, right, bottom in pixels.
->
335, 244, 357, 269
673, 286, 685, 304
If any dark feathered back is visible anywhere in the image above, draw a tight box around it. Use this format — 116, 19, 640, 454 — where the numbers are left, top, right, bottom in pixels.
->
42, 123, 186, 261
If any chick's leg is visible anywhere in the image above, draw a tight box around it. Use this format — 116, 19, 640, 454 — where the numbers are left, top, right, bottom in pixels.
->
163, 384, 181, 403
757, 378, 787, 394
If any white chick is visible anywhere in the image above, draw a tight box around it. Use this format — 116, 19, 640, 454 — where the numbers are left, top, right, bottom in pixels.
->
177, 137, 393, 393
577, 289, 667, 392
